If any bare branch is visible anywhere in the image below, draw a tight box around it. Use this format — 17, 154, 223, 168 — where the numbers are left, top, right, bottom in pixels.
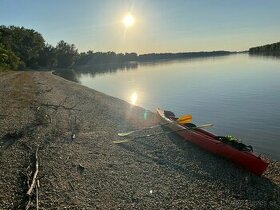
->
27, 147, 39, 196
39, 103, 81, 111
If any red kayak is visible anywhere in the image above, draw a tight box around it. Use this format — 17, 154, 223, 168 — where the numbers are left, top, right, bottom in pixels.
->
157, 108, 269, 176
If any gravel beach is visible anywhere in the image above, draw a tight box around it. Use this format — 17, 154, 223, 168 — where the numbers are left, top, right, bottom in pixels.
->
0, 71, 279, 209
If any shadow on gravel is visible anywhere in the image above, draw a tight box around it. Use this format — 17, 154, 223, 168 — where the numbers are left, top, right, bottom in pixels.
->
118, 131, 280, 208
0, 124, 37, 148
1, 130, 25, 147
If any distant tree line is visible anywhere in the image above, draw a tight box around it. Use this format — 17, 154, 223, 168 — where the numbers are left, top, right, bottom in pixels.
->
1, 25, 235, 72
138, 51, 232, 61
76, 51, 137, 66
249, 42, 280, 55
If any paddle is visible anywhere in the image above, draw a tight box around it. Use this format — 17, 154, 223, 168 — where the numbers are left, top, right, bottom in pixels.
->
117, 114, 192, 137
113, 123, 213, 144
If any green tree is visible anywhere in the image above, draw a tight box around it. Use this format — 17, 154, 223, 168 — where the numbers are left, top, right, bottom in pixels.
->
55, 40, 78, 68
0, 43, 23, 71
38, 44, 57, 67
0, 25, 45, 68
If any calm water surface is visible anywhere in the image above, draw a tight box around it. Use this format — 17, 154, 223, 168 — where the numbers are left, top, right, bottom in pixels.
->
75, 54, 280, 160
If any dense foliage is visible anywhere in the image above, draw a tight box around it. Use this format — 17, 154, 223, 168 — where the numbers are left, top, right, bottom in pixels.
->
0, 43, 23, 71
0, 25, 79, 70
249, 42, 280, 54
37, 44, 57, 68
55, 41, 78, 68
0, 25, 45, 69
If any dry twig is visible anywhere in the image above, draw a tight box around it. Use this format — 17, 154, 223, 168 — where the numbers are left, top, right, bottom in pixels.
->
27, 147, 39, 196
68, 181, 75, 192
36, 180, 39, 210
39, 103, 81, 111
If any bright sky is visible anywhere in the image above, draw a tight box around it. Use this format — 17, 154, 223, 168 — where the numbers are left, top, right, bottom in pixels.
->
1, 0, 280, 53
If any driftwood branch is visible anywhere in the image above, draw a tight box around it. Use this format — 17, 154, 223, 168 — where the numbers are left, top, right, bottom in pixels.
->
24, 164, 32, 210
39, 103, 81, 111
59, 96, 68, 106
68, 181, 75, 192
45, 88, 53, 92
27, 148, 39, 196
25, 199, 31, 210
0, 114, 16, 118
36, 180, 39, 210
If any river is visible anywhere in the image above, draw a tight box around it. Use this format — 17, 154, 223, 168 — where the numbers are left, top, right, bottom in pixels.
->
68, 53, 280, 160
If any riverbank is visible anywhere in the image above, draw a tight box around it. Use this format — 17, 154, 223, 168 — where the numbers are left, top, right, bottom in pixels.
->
0, 71, 279, 209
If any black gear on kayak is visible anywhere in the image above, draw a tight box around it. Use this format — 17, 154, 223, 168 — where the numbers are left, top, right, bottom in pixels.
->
164, 110, 175, 118
216, 136, 253, 152
184, 123, 197, 128
247, 145, 253, 152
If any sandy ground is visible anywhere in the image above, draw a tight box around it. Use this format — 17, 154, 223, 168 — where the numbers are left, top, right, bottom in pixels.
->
0, 71, 279, 210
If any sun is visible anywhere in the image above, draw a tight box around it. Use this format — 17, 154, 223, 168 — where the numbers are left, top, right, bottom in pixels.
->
123, 14, 135, 28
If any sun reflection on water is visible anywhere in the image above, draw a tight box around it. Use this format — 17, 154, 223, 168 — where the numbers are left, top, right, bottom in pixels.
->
130, 92, 138, 105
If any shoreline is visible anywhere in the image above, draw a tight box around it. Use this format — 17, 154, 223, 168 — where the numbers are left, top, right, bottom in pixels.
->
0, 71, 279, 209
